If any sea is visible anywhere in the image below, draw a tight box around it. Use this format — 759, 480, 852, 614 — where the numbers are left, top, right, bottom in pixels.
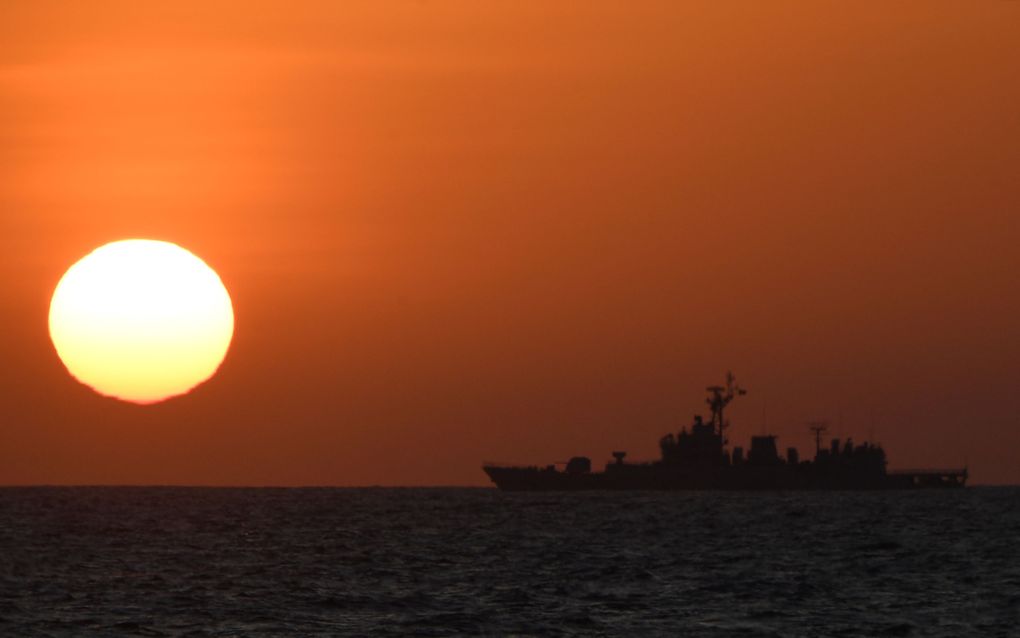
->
0, 487, 1017, 637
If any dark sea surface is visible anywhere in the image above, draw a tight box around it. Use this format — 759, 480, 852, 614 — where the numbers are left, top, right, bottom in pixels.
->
0, 487, 1017, 637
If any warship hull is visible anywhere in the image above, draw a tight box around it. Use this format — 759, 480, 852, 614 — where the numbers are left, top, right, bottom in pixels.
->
483, 464, 967, 491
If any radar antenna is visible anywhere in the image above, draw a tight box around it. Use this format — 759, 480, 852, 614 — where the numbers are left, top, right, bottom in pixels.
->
706, 372, 747, 438
808, 421, 829, 455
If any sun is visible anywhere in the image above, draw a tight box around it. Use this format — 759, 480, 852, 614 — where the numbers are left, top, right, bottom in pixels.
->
49, 239, 234, 404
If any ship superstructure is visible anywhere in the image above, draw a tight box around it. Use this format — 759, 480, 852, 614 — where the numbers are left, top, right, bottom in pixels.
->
483, 374, 967, 491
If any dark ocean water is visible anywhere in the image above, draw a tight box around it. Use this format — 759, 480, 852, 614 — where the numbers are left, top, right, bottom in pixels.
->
0, 487, 1017, 637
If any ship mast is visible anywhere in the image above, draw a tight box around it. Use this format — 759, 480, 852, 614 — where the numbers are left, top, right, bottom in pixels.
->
808, 421, 829, 455
706, 372, 747, 439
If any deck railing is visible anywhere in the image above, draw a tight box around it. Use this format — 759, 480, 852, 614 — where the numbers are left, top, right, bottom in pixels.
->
887, 468, 967, 475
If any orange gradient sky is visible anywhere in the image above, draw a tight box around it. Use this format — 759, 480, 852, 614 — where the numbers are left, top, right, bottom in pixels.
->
1, 1, 1018, 485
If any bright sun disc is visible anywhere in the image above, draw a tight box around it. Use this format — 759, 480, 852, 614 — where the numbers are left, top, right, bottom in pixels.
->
49, 239, 234, 404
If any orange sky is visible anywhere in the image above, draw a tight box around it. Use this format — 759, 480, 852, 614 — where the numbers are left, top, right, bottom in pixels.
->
1, 1, 1018, 485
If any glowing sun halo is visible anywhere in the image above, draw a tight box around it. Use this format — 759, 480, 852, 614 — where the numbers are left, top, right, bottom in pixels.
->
49, 239, 234, 404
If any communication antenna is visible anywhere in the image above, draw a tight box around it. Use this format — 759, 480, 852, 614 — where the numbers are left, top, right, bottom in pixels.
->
808, 421, 829, 455
705, 371, 747, 439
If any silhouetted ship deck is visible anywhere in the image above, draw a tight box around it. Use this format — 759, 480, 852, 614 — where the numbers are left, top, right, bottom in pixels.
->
483, 374, 967, 491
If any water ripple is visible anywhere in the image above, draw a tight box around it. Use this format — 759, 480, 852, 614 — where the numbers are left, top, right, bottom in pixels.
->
0, 487, 1016, 636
